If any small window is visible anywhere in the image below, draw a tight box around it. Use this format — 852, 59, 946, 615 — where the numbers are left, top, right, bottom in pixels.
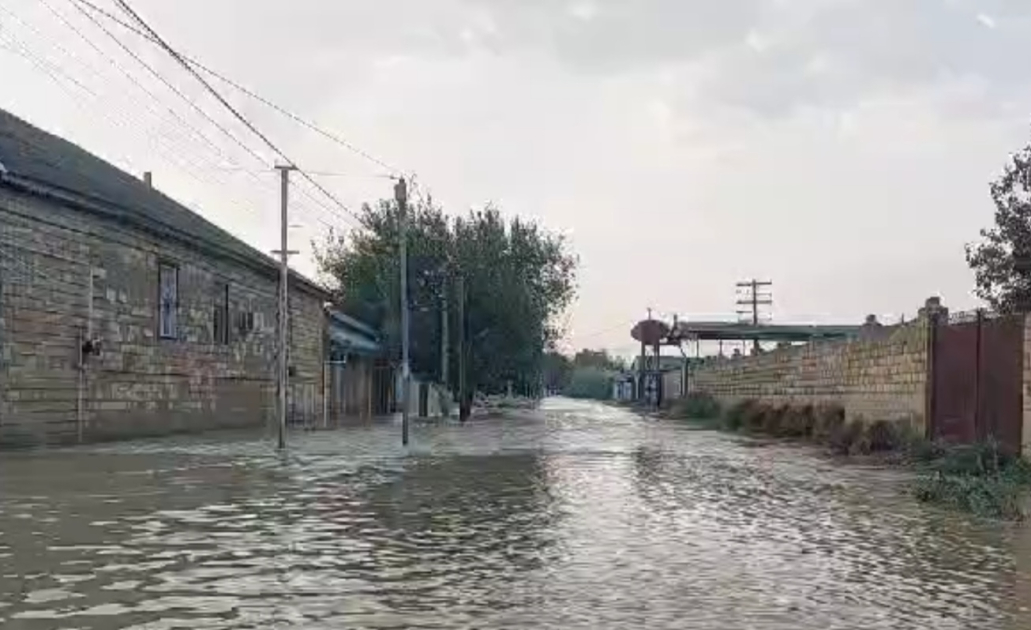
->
213, 283, 229, 344
235, 310, 255, 338
158, 262, 178, 339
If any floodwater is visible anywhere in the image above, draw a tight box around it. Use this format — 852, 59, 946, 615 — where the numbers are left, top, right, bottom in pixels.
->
1, 399, 1031, 629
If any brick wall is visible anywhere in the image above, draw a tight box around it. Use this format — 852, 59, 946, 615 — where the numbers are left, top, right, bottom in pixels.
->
0, 186, 325, 447
688, 320, 929, 429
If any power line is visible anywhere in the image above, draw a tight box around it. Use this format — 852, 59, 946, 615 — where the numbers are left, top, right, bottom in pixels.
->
70, 0, 402, 178
109, 0, 365, 227
2, 22, 337, 245
34, 1, 272, 200
66, 0, 268, 168
3, 4, 323, 233
60, 0, 361, 231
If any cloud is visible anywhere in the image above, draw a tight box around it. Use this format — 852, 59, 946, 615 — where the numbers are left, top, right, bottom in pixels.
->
689, 0, 1031, 118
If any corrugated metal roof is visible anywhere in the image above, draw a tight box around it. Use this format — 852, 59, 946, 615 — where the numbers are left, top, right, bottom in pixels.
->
329, 326, 381, 356
328, 308, 379, 339
672, 321, 861, 342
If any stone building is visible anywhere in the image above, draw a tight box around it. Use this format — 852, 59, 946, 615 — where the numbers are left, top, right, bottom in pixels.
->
0, 108, 327, 447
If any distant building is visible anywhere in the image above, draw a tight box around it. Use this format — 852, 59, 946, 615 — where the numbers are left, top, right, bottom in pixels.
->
0, 108, 327, 446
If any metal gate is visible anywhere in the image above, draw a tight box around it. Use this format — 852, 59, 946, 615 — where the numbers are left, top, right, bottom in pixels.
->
929, 310, 1024, 452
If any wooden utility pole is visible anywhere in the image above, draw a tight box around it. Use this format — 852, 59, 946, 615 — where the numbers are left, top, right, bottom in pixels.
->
274, 164, 296, 450
457, 273, 469, 422
736, 279, 773, 354
395, 177, 411, 446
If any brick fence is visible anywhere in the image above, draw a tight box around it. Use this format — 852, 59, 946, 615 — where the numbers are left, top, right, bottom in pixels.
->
688, 319, 929, 429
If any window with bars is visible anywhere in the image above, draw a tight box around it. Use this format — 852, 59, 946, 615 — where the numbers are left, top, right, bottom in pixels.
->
158, 262, 179, 340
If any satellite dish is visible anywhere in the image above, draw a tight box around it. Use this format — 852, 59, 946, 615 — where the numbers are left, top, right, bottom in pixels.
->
631, 319, 670, 345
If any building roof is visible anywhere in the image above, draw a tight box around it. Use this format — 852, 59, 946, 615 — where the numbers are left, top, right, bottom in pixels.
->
671, 321, 862, 342
327, 308, 382, 357
0, 108, 328, 298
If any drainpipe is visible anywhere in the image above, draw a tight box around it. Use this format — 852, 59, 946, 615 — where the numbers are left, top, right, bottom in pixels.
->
76, 266, 94, 443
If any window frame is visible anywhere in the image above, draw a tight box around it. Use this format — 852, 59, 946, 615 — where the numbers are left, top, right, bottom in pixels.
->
157, 261, 179, 340
213, 282, 230, 345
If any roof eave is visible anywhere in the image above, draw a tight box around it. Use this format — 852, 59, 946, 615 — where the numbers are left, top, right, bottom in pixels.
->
0, 172, 330, 299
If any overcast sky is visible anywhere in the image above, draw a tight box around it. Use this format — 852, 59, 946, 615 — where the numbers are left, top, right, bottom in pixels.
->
2, 0, 1029, 357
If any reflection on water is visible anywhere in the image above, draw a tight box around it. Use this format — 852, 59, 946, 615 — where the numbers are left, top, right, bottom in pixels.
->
0, 398, 1030, 628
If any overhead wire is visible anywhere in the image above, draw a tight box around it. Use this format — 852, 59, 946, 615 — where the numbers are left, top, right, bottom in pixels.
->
109, 0, 366, 229
70, 0, 402, 179
3, 10, 340, 250
49, 0, 348, 233
0, 4, 311, 232
17, 3, 266, 209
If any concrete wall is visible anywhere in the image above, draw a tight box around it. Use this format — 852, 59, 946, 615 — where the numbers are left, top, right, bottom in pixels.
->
0, 186, 325, 447
688, 320, 929, 429
662, 368, 683, 400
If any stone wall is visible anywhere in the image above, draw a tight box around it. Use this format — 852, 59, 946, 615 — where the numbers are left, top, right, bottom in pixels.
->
688, 320, 929, 428
0, 185, 325, 447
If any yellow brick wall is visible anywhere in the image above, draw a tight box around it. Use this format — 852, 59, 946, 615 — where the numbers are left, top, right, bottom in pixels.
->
689, 321, 929, 429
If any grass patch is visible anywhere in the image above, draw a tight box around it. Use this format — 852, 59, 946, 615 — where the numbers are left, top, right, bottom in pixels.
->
665, 392, 722, 421
911, 440, 1031, 520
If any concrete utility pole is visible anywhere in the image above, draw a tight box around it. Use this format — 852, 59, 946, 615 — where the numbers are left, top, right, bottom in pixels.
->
395, 177, 411, 446
736, 279, 773, 355
457, 273, 469, 422
440, 273, 449, 389
275, 164, 296, 450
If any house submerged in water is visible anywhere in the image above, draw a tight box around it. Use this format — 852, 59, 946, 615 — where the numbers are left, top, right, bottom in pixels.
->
0, 107, 386, 446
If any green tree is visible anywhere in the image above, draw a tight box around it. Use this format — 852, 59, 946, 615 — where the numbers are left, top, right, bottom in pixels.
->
572, 348, 625, 371
966, 143, 1031, 312
542, 351, 573, 393
564, 367, 614, 400
316, 198, 577, 396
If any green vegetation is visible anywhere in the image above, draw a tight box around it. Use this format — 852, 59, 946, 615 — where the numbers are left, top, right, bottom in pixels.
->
543, 348, 626, 401
564, 367, 615, 400
663, 394, 1031, 520
965, 138, 1031, 312
316, 199, 577, 398
913, 442, 1031, 520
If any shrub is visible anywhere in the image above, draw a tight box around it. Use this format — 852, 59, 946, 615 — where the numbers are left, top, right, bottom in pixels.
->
722, 399, 756, 432
912, 438, 1031, 520
761, 405, 790, 435
866, 419, 903, 453
914, 472, 1026, 520
743, 402, 771, 433
812, 404, 845, 440
669, 392, 722, 420
828, 419, 864, 455
779, 405, 816, 438
907, 437, 947, 463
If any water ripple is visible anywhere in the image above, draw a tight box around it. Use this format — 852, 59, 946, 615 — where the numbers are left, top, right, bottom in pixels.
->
0, 398, 1029, 628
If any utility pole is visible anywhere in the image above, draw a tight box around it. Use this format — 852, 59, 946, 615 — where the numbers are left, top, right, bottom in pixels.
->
440, 273, 449, 390
395, 177, 411, 446
736, 279, 773, 355
457, 273, 468, 422
274, 164, 296, 450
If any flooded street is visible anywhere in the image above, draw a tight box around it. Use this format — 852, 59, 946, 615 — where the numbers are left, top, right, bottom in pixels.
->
2, 398, 1031, 629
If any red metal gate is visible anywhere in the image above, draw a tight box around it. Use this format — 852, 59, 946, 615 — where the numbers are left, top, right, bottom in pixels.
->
929, 311, 1024, 452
